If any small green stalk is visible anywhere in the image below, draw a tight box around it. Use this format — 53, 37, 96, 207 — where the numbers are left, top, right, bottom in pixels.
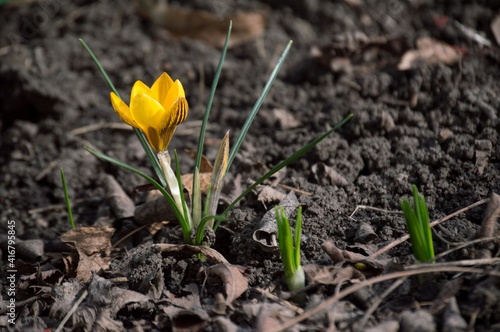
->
60, 167, 76, 229
276, 206, 305, 301
400, 185, 435, 263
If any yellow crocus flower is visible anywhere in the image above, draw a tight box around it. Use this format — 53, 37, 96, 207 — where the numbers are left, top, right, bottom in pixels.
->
110, 72, 188, 153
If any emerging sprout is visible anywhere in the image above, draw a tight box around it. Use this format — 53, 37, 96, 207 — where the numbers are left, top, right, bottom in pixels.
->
400, 185, 435, 263
276, 206, 305, 301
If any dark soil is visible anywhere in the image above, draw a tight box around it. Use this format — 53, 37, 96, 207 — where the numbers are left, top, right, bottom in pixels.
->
1, 0, 499, 331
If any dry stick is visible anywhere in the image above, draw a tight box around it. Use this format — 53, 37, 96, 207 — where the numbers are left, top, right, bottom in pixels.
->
370, 198, 489, 259
434, 235, 500, 261
112, 224, 149, 248
272, 265, 500, 332
70, 120, 204, 136
70, 122, 132, 135
356, 277, 408, 332
55, 289, 88, 332
349, 205, 403, 220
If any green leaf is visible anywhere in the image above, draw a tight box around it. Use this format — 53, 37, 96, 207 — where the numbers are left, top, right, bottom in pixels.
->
294, 206, 303, 269
276, 207, 296, 276
60, 167, 76, 229
85, 146, 192, 243
227, 40, 293, 172
194, 22, 232, 173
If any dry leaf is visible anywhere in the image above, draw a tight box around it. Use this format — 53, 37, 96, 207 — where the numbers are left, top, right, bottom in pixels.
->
156, 243, 229, 264
476, 192, 500, 242
260, 108, 301, 130
252, 191, 300, 252
17, 239, 44, 261
185, 149, 213, 173
353, 222, 379, 244
60, 226, 114, 282
322, 240, 387, 272
103, 174, 135, 219
200, 264, 248, 304
398, 36, 462, 70
311, 162, 348, 187
172, 310, 209, 332
492, 14, 500, 46
138, 1, 267, 48
303, 264, 365, 285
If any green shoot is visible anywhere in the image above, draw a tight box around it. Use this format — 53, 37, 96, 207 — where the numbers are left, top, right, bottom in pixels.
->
400, 185, 435, 263
60, 167, 76, 229
276, 206, 305, 300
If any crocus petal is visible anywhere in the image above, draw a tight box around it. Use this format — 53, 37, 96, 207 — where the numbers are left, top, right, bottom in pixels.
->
162, 80, 185, 112
151, 72, 174, 104
156, 98, 189, 151
131, 80, 154, 101
130, 94, 166, 131
110, 92, 138, 128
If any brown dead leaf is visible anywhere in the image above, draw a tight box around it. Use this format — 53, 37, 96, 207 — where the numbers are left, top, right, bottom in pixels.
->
253, 191, 300, 252
137, 1, 267, 48
311, 162, 348, 187
181, 172, 212, 197
477, 192, 500, 244
60, 226, 114, 282
492, 14, 500, 46
200, 264, 248, 305
398, 36, 462, 70
322, 240, 388, 272
260, 108, 301, 130
172, 310, 209, 332
103, 174, 135, 220
185, 149, 213, 173
156, 243, 229, 264
303, 264, 365, 285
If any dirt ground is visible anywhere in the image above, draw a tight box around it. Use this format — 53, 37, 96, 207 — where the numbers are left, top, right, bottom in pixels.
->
1, 0, 499, 331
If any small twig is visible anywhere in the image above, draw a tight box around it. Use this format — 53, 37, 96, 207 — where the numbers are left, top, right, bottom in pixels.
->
112, 224, 149, 248
370, 198, 489, 259
255, 287, 304, 314
70, 122, 132, 135
277, 183, 312, 196
434, 236, 500, 261
349, 205, 402, 220
355, 277, 408, 331
55, 289, 88, 332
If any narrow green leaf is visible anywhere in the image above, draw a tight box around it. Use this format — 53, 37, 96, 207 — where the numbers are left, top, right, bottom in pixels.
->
60, 167, 76, 229
194, 22, 232, 173
216, 114, 353, 231
294, 206, 303, 269
173, 150, 192, 230
192, 167, 202, 228
276, 207, 296, 276
85, 146, 192, 243
79, 39, 119, 96
227, 40, 293, 172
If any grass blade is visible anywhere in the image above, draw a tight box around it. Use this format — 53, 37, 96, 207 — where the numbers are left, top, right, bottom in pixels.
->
294, 206, 302, 268
60, 167, 75, 229
194, 21, 232, 172
227, 40, 293, 171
